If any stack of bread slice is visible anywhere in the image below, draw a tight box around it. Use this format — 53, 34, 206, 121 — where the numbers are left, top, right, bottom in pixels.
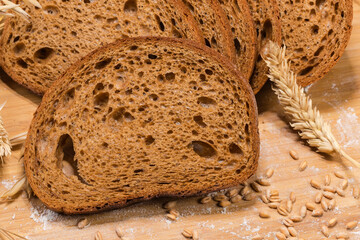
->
0, 0, 352, 214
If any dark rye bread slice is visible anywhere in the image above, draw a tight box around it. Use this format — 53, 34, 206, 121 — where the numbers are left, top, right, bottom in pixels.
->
24, 37, 259, 214
279, 0, 353, 86
246, 0, 281, 94
217, 0, 257, 80
0, 0, 203, 95
180, 0, 235, 64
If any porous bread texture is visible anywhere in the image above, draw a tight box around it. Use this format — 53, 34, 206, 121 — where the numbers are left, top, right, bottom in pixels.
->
246, 0, 281, 94
279, 0, 353, 86
0, 0, 203, 95
181, 0, 235, 63
217, 0, 257, 80
24, 37, 260, 214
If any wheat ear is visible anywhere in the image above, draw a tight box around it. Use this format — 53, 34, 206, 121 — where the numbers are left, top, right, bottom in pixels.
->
262, 41, 360, 168
0, 102, 11, 163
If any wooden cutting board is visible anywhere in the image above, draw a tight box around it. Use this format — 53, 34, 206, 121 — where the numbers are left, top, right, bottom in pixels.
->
1, 4, 360, 240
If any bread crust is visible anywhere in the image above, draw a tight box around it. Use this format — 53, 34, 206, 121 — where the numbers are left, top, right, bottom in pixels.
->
24, 37, 259, 214
0, 0, 203, 95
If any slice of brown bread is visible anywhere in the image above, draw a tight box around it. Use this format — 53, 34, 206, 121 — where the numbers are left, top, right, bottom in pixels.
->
217, 0, 257, 80
0, 0, 203, 95
24, 37, 260, 214
180, 0, 235, 63
279, 0, 353, 86
246, 0, 281, 94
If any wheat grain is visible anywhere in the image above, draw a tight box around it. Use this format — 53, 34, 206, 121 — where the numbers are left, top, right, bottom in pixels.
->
262, 41, 360, 168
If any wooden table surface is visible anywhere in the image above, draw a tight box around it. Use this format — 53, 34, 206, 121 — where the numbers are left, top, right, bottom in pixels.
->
1, 3, 360, 240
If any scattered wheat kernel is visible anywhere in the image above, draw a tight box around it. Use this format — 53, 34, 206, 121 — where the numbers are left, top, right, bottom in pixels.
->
312, 209, 324, 217
266, 168, 274, 178
280, 226, 290, 237
163, 201, 177, 209
259, 210, 271, 218
283, 218, 294, 227
290, 192, 296, 203
166, 213, 177, 221
287, 238, 298, 240
77, 218, 88, 229
230, 194, 242, 203
353, 186, 360, 199
315, 192, 323, 203
340, 179, 348, 190
305, 202, 316, 211
270, 189, 279, 196
240, 186, 252, 196
288, 227, 297, 237
334, 171, 345, 179
321, 225, 330, 237
182, 229, 193, 238
325, 174, 331, 186
252, 234, 263, 240
299, 160, 308, 171
192, 230, 199, 240
227, 189, 239, 198
286, 200, 293, 213
289, 215, 302, 222
213, 194, 227, 202
321, 199, 328, 212
328, 199, 336, 210
266, 189, 271, 199
300, 205, 307, 218
115, 226, 124, 238
200, 196, 212, 204
218, 200, 231, 207
336, 232, 349, 239
256, 178, 271, 186
336, 187, 345, 197
277, 206, 289, 216
346, 221, 357, 230
169, 209, 180, 218
323, 191, 335, 199
243, 193, 256, 201
250, 182, 261, 192
260, 195, 269, 204
323, 186, 336, 193
275, 232, 286, 240
328, 218, 338, 228
289, 150, 299, 160
269, 196, 281, 202
95, 231, 103, 240
310, 179, 322, 190
268, 202, 280, 209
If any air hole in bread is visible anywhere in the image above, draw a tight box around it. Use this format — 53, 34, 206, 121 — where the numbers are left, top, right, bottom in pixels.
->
193, 115, 207, 128
94, 92, 109, 108
44, 6, 59, 15
197, 97, 217, 108
145, 135, 155, 145
165, 72, 175, 81
205, 69, 213, 75
312, 25, 319, 35
236, 165, 246, 174
64, 88, 75, 103
204, 38, 211, 47
310, 9, 316, 17
148, 54, 157, 59
124, 0, 137, 13
299, 66, 314, 76
234, 38, 241, 56
155, 15, 165, 32
13, 43, 26, 55
315, 0, 325, 8
172, 28, 182, 38
13, 36, 20, 43
124, 112, 135, 122
34, 47, 54, 62
149, 94, 158, 101
95, 58, 112, 69
262, 19, 273, 42
229, 143, 243, 156
111, 107, 125, 122
190, 141, 217, 158
211, 37, 217, 48
17, 58, 28, 68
